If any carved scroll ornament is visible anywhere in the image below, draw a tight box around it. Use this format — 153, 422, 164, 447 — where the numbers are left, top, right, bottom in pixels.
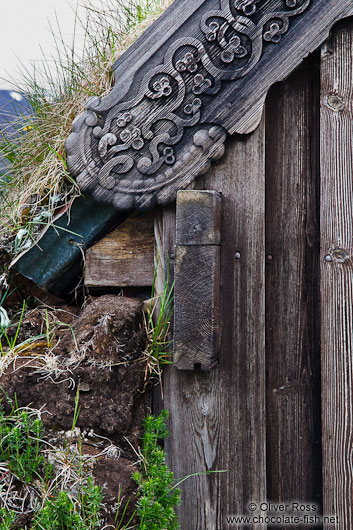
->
66, 0, 353, 211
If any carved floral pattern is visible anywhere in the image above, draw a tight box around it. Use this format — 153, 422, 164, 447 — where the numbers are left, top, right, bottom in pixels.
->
163, 147, 176, 165
120, 126, 144, 150
205, 21, 221, 42
234, 0, 298, 14
176, 51, 200, 73
234, 0, 262, 16
264, 22, 286, 43
221, 35, 248, 63
66, 0, 311, 210
116, 112, 132, 128
184, 97, 202, 115
147, 76, 173, 99
192, 74, 212, 95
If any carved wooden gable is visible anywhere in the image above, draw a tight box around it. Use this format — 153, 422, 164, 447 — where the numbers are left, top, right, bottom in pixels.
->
66, 0, 353, 211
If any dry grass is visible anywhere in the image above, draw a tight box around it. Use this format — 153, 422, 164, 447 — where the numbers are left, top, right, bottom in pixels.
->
0, 0, 173, 255
0, 402, 122, 525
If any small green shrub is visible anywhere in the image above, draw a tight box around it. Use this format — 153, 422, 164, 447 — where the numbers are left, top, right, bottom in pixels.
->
133, 410, 180, 530
0, 398, 104, 530
0, 402, 47, 483
32, 479, 103, 530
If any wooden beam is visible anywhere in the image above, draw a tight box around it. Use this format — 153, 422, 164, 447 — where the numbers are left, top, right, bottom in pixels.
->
320, 19, 353, 530
159, 122, 266, 529
174, 190, 221, 370
85, 212, 155, 288
265, 57, 322, 518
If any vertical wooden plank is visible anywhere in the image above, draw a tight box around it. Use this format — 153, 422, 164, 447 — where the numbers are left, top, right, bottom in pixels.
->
159, 123, 266, 529
265, 57, 322, 518
321, 20, 353, 530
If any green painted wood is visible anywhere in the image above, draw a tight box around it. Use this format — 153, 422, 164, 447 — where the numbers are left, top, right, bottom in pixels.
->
12, 195, 126, 297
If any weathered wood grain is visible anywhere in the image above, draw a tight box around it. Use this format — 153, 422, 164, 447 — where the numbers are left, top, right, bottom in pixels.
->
159, 122, 266, 529
85, 212, 154, 287
174, 245, 220, 370
174, 190, 221, 370
176, 190, 221, 246
320, 19, 353, 530
265, 57, 322, 522
66, 0, 353, 213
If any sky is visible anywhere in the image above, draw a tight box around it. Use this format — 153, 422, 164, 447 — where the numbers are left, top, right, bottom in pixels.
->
0, 0, 87, 90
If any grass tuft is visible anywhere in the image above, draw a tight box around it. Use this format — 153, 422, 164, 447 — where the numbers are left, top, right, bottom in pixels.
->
0, 398, 180, 529
142, 272, 174, 390
0, 396, 111, 529
0, 0, 172, 256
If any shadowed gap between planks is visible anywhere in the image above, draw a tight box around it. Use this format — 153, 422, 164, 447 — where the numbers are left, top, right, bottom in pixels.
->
265, 53, 322, 528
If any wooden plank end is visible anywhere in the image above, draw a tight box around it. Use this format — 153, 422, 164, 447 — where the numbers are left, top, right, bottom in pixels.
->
176, 190, 222, 246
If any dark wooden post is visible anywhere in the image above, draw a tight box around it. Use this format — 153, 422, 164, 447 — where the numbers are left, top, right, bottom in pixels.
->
174, 190, 221, 370
320, 19, 353, 530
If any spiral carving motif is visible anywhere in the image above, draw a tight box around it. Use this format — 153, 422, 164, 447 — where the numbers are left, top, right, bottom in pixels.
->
66, 0, 311, 210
